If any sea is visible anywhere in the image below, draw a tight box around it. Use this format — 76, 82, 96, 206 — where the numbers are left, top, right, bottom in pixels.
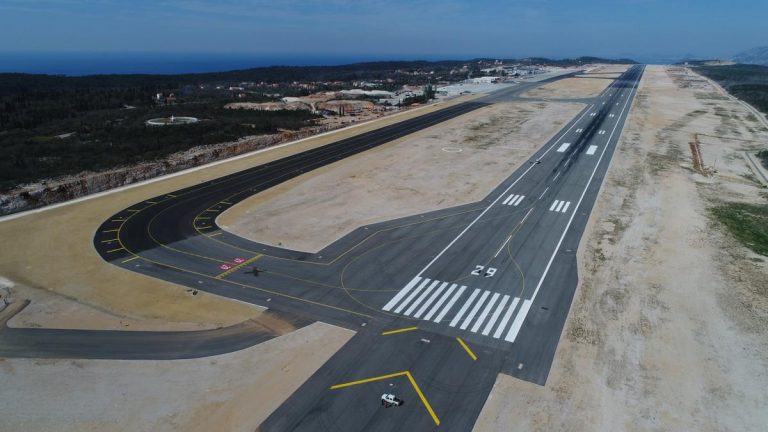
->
0, 52, 449, 76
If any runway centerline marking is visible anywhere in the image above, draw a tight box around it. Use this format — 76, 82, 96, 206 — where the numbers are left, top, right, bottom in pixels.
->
414, 104, 594, 278
329, 370, 440, 426
506, 66, 643, 343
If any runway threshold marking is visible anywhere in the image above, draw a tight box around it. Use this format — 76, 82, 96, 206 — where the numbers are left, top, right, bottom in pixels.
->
215, 254, 262, 279
381, 326, 418, 335
456, 337, 478, 361
329, 370, 440, 426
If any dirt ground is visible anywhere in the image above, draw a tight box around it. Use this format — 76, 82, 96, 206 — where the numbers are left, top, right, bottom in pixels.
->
218, 101, 585, 252
474, 65, 768, 431
523, 77, 614, 99
0, 94, 478, 329
0, 322, 354, 432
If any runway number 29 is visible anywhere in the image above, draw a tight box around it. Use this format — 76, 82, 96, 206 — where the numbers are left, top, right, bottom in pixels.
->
471, 265, 497, 278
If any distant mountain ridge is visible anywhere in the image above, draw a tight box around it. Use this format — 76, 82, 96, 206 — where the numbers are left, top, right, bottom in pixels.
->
733, 47, 768, 66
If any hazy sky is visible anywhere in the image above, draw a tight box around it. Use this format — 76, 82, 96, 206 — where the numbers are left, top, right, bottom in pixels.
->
0, 0, 765, 60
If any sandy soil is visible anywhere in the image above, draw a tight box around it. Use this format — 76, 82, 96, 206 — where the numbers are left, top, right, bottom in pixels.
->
2, 277, 261, 330
523, 77, 614, 99
0, 94, 478, 328
219, 101, 585, 252
474, 65, 768, 431
0, 322, 354, 432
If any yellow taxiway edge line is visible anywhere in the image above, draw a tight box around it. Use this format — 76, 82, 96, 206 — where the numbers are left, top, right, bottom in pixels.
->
122, 256, 140, 263
456, 337, 477, 361
328, 370, 440, 426
102, 229, 119, 233
381, 326, 419, 336
329, 371, 407, 390
208, 232, 223, 237
107, 247, 125, 253
405, 371, 440, 426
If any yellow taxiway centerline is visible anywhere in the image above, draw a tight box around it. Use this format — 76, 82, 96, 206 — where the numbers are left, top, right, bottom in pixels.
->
381, 326, 418, 336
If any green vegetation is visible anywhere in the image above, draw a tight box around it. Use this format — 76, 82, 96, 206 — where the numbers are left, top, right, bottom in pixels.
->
0, 100, 317, 191
695, 64, 768, 115
712, 202, 768, 256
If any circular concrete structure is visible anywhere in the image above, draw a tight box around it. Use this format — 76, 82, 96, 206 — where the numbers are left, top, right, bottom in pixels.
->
146, 116, 199, 126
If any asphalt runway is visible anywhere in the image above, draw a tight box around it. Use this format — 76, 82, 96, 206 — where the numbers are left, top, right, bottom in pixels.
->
3, 66, 644, 431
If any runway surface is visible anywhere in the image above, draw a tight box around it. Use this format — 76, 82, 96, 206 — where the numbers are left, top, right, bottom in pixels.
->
6, 66, 644, 431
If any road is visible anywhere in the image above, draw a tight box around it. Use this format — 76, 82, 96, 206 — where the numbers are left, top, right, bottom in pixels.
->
4, 66, 644, 431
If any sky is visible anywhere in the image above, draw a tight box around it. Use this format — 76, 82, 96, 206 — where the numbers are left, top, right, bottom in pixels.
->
0, 0, 766, 63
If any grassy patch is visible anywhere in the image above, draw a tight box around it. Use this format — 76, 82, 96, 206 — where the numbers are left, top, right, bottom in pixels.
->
712, 202, 768, 256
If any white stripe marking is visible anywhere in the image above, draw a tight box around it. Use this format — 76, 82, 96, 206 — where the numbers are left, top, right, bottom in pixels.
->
508, 67, 643, 343
424, 283, 456, 321
414, 282, 448, 318
557, 143, 570, 152
382, 276, 421, 311
505, 299, 533, 341
471, 292, 500, 333
436, 285, 466, 323
460, 290, 490, 330
494, 297, 520, 338
404, 279, 439, 316
512, 195, 525, 206
561, 201, 571, 213
483, 295, 510, 336
586, 145, 598, 155
414, 105, 595, 278
549, 200, 559, 211
449, 288, 479, 327
394, 278, 431, 314
503, 194, 515, 205
555, 201, 565, 212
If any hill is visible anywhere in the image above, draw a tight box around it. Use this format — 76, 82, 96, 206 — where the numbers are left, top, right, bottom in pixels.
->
733, 46, 768, 66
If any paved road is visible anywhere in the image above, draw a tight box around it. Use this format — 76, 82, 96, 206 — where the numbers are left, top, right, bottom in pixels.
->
0, 301, 312, 359
4, 66, 644, 431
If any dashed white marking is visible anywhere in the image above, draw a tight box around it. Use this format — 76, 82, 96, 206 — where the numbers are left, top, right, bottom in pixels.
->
502, 194, 514, 205
471, 292, 500, 333
512, 195, 525, 206
557, 143, 571, 152
555, 201, 565, 212
460, 290, 490, 330
505, 299, 533, 342
575, 128, 583, 133
383, 276, 421, 311
450, 288, 479, 327
434, 285, 466, 323
598, 130, 606, 135
483, 295, 510, 336
561, 201, 571, 213
549, 200, 559, 211
609, 113, 615, 118
394, 278, 431, 314
404, 279, 439, 316
414, 282, 448, 318
586, 145, 598, 155
494, 297, 520, 338
539, 187, 549, 200
424, 283, 456, 321
590, 112, 597, 116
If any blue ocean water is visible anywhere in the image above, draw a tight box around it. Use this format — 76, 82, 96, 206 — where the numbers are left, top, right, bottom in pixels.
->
0, 52, 445, 76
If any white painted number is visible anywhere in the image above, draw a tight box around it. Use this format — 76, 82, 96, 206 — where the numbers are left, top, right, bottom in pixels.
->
471, 265, 497, 277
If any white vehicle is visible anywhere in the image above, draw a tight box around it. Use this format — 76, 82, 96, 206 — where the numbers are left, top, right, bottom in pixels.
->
381, 393, 403, 408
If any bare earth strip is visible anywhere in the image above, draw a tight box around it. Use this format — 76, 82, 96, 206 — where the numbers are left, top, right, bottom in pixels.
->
219, 101, 585, 253
0, 322, 354, 432
0, 94, 478, 329
522, 77, 614, 100
474, 66, 768, 431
